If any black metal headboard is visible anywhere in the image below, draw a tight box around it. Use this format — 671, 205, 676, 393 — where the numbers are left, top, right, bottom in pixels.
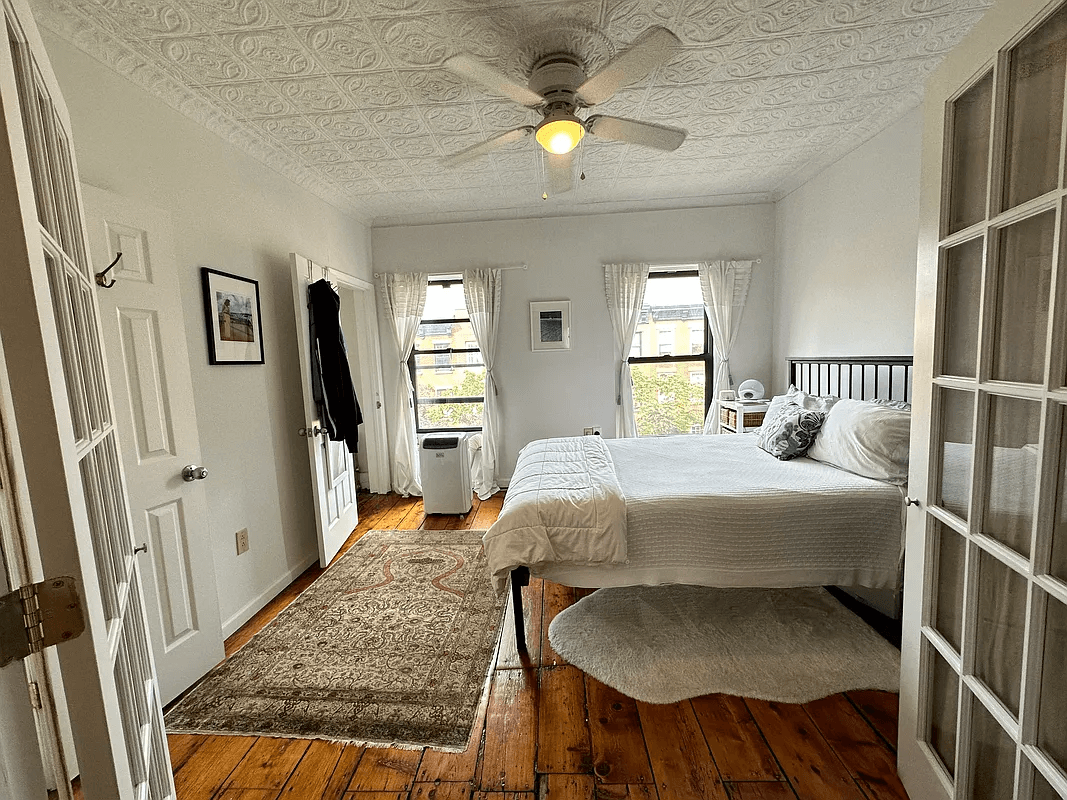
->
787, 356, 913, 402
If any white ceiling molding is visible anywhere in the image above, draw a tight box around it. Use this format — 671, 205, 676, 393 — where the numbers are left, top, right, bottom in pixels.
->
31, 0, 993, 226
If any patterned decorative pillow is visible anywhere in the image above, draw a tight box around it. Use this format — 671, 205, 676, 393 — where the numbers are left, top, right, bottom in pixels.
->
757, 406, 826, 460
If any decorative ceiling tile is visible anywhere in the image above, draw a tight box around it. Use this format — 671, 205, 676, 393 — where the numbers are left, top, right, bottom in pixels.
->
273, 76, 352, 113
201, 80, 295, 117
226, 27, 321, 77
148, 35, 249, 82
300, 20, 388, 72
339, 71, 408, 107
312, 110, 372, 139
32, 0, 994, 225
185, 0, 278, 31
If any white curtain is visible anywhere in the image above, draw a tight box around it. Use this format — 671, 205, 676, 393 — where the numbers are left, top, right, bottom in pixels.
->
463, 269, 502, 500
699, 260, 755, 434
604, 263, 650, 438
378, 272, 427, 495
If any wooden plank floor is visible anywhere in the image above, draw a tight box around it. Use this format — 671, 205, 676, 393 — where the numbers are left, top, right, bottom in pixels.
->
169, 491, 909, 800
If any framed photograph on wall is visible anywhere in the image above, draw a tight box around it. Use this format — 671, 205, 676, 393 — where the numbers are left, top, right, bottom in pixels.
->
530, 300, 571, 352
201, 267, 264, 365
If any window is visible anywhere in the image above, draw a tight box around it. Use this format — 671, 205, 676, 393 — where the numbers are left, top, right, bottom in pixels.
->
689, 322, 704, 354
433, 341, 451, 372
657, 327, 674, 355
630, 331, 643, 359
628, 268, 712, 436
466, 341, 481, 365
408, 277, 484, 432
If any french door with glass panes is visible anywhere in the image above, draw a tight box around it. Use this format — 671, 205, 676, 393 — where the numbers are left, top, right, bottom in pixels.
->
899, 2, 1067, 799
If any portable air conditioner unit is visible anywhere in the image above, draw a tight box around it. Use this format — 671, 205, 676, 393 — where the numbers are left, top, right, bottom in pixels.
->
420, 433, 473, 515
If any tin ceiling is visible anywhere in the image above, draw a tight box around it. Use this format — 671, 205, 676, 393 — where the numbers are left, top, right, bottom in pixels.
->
31, 0, 992, 226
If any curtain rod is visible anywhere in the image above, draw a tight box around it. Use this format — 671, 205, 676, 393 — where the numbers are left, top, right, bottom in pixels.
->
647, 258, 762, 269
374, 263, 527, 279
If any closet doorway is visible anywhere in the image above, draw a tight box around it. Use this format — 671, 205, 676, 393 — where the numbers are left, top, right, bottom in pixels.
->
291, 253, 388, 568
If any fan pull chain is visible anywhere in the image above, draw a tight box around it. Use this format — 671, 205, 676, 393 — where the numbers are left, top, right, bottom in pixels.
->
540, 147, 548, 200
578, 134, 586, 181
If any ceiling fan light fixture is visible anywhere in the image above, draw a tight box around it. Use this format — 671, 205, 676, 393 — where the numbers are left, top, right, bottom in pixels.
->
535, 114, 585, 155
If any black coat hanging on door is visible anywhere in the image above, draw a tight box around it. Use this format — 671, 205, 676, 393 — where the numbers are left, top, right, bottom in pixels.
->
307, 279, 363, 454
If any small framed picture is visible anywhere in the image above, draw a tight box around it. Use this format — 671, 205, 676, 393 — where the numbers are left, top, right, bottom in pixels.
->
530, 300, 571, 352
719, 390, 736, 401
201, 267, 264, 365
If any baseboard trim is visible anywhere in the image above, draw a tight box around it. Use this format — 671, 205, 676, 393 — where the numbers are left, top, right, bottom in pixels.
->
221, 552, 318, 639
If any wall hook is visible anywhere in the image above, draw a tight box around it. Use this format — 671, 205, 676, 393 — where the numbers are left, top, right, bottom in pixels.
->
95, 252, 122, 288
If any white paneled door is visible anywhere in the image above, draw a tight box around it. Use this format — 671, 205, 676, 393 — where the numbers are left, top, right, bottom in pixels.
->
81, 185, 224, 705
900, 1, 1067, 799
291, 254, 367, 567
0, 0, 174, 797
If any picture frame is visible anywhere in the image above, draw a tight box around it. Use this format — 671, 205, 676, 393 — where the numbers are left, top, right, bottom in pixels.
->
530, 300, 571, 351
718, 389, 736, 401
200, 267, 264, 365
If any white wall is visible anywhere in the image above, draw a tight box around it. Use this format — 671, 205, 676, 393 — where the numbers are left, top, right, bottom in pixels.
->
773, 107, 922, 392
372, 205, 776, 479
43, 33, 372, 634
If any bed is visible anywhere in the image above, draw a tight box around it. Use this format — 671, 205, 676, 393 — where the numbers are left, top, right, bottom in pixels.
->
486, 356, 914, 651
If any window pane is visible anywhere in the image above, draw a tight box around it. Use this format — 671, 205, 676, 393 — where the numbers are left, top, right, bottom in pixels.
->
992, 212, 1054, 384
938, 388, 975, 520
926, 642, 959, 778
423, 281, 467, 319
948, 71, 993, 233
1051, 409, 1067, 583
416, 364, 485, 399
417, 401, 483, 430
969, 694, 1018, 800
634, 274, 705, 358
1004, 4, 1067, 210
933, 521, 967, 653
631, 362, 705, 436
940, 238, 983, 378
1038, 593, 1067, 775
983, 395, 1040, 557
974, 549, 1027, 717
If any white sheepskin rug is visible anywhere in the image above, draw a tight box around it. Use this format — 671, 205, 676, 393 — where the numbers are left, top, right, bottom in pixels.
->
547, 584, 899, 704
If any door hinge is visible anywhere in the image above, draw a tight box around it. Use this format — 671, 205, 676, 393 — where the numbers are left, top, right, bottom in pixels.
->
0, 576, 85, 668
27, 681, 42, 709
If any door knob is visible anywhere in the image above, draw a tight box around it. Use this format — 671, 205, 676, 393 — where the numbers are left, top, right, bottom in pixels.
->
905, 496, 920, 507
182, 464, 209, 482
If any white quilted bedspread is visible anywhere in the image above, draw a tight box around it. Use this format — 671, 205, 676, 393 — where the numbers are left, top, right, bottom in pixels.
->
483, 436, 627, 592
533, 433, 906, 591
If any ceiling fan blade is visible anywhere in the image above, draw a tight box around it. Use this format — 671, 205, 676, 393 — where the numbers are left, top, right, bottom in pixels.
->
576, 26, 680, 106
444, 54, 544, 108
586, 115, 687, 151
442, 126, 534, 166
545, 151, 575, 196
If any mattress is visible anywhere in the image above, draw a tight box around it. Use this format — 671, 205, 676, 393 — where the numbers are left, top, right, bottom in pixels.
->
535, 433, 906, 590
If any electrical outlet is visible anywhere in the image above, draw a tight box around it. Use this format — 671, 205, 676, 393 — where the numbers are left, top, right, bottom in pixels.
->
591, 426, 602, 436
583, 426, 594, 435
583, 426, 603, 436
236, 528, 249, 555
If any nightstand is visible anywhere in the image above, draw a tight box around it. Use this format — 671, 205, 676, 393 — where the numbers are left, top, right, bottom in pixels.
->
718, 400, 769, 434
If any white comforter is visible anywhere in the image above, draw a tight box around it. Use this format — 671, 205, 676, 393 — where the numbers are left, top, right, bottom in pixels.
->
487, 433, 905, 593
482, 436, 627, 592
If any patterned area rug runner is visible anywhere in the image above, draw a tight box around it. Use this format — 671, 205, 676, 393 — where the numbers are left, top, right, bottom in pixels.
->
165, 529, 504, 750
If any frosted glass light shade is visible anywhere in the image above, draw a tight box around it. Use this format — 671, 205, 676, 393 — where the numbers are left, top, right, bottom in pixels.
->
536, 116, 585, 155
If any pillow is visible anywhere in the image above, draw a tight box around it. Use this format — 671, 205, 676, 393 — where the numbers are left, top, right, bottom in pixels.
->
806, 398, 911, 483
756, 406, 826, 460
762, 385, 838, 432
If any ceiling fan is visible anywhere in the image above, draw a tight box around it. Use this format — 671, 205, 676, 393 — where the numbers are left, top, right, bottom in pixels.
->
442, 26, 689, 195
